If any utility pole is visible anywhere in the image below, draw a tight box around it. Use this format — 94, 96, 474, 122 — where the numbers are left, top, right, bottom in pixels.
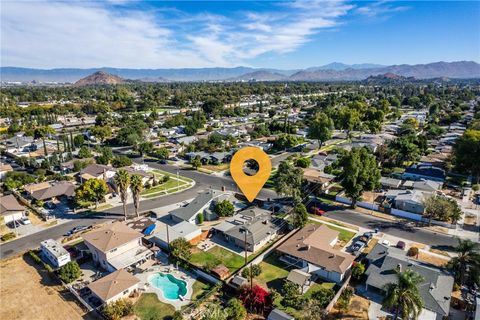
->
243, 228, 253, 289
166, 224, 170, 257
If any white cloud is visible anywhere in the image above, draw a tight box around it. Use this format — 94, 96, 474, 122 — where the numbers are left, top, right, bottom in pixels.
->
0, 1, 355, 68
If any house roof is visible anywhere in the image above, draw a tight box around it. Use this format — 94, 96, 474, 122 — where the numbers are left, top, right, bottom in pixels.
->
380, 177, 402, 188
80, 164, 113, 179
0, 164, 13, 172
365, 244, 454, 316
169, 189, 227, 221
286, 269, 311, 287
87, 269, 139, 302
30, 181, 76, 201
24, 182, 51, 193
276, 224, 354, 274
303, 168, 335, 185
0, 195, 24, 215
267, 308, 295, 320
211, 264, 230, 279
413, 180, 442, 192
82, 222, 142, 252
404, 164, 446, 179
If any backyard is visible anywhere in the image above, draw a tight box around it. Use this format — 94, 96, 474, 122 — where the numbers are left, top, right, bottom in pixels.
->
190, 246, 245, 273
255, 253, 291, 291
134, 293, 175, 320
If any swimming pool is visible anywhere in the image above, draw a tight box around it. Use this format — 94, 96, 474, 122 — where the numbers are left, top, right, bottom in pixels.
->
149, 273, 188, 300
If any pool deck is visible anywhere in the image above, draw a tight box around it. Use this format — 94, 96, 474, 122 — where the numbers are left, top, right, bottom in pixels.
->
135, 266, 196, 310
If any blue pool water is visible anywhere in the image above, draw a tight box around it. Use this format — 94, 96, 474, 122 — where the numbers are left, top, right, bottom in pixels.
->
149, 273, 187, 300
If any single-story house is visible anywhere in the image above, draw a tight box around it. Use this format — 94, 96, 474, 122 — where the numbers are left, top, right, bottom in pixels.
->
385, 190, 431, 215
40, 239, 71, 268
267, 308, 295, 320
311, 154, 338, 171
402, 164, 446, 182
87, 269, 140, 304
412, 180, 443, 192
303, 168, 335, 189
276, 224, 355, 283
0, 194, 25, 223
82, 222, 153, 272
380, 177, 402, 189
79, 164, 116, 182
213, 207, 284, 252
365, 244, 454, 320
148, 221, 202, 249
169, 189, 232, 224
24, 181, 76, 202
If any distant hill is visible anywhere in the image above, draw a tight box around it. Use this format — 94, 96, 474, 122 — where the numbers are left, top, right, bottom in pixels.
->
364, 73, 415, 83
1, 61, 479, 83
232, 70, 287, 81
74, 71, 124, 86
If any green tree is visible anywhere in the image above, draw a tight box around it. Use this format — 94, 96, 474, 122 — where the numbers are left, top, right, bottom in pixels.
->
197, 212, 204, 224
78, 146, 92, 159
214, 200, 234, 217
130, 174, 144, 218
281, 280, 303, 309
202, 98, 223, 116
103, 298, 133, 320
112, 155, 133, 168
447, 238, 480, 285
226, 298, 247, 320
423, 195, 463, 224
308, 112, 334, 148
453, 129, 480, 182
169, 238, 192, 262
311, 286, 335, 308
58, 261, 81, 283
137, 141, 154, 157
295, 157, 311, 168
114, 169, 130, 221
351, 263, 366, 280
96, 147, 114, 165
73, 134, 85, 148
75, 178, 109, 209
90, 125, 112, 143
292, 203, 308, 228
339, 148, 380, 207
382, 269, 424, 320
241, 264, 262, 279
275, 161, 304, 203
191, 155, 202, 170
153, 147, 169, 160
338, 107, 360, 138
34, 125, 55, 156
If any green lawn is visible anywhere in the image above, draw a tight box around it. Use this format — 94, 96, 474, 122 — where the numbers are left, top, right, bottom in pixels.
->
142, 179, 188, 195
190, 246, 245, 273
134, 293, 175, 320
303, 281, 336, 299
256, 254, 291, 291
191, 278, 211, 301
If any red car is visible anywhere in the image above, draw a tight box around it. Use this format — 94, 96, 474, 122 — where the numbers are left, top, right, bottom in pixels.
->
310, 207, 325, 216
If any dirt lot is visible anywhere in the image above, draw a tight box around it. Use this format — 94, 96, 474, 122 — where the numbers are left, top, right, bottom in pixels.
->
0, 255, 92, 320
329, 294, 370, 319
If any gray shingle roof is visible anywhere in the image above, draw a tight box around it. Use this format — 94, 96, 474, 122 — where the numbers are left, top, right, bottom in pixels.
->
169, 189, 227, 221
365, 244, 454, 316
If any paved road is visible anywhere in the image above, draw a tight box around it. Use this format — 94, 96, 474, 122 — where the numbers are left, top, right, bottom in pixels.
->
324, 209, 459, 249
0, 161, 277, 260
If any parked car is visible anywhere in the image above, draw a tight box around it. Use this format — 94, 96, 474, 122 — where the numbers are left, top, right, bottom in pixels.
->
20, 217, 31, 225
396, 241, 406, 250
64, 225, 90, 236
381, 239, 391, 246
362, 232, 374, 240
310, 207, 325, 216
352, 240, 366, 254
159, 159, 168, 164
45, 202, 56, 209
169, 157, 179, 161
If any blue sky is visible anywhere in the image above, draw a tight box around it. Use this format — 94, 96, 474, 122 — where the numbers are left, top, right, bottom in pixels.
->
1, 1, 479, 69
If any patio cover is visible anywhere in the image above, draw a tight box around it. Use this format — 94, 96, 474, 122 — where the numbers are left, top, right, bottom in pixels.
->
108, 246, 153, 270
136, 259, 156, 272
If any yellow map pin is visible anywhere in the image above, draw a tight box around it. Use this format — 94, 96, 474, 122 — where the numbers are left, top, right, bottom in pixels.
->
230, 147, 272, 202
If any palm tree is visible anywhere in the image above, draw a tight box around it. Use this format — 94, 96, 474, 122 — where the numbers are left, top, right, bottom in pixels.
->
130, 174, 144, 218
382, 269, 424, 320
447, 238, 480, 285
114, 169, 130, 221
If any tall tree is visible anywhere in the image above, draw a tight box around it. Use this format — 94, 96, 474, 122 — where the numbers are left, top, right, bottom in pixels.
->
308, 112, 334, 149
75, 178, 109, 209
447, 238, 480, 286
382, 269, 424, 320
34, 126, 55, 157
130, 174, 144, 218
275, 161, 303, 202
453, 129, 480, 183
114, 169, 131, 221
339, 148, 380, 207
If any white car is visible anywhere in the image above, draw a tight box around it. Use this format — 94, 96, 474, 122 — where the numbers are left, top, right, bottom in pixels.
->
20, 217, 31, 225
381, 239, 391, 246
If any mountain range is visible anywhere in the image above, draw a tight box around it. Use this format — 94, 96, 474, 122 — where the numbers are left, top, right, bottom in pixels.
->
1, 61, 479, 83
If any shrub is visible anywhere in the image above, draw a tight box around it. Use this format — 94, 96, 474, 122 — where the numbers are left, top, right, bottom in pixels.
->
29, 250, 42, 264
58, 261, 81, 283
226, 298, 247, 320
197, 212, 204, 224
214, 200, 234, 217
311, 287, 335, 308
242, 264, 262, 279
162, 175, 170, 183
1, 232, 16, 241
103, 298, 133, 320
407, 246, 419, 257
295, 157, 311, 168
351, 262, 365, 280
